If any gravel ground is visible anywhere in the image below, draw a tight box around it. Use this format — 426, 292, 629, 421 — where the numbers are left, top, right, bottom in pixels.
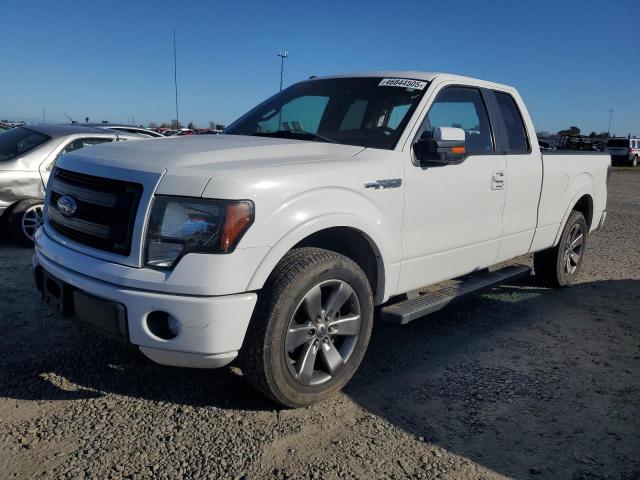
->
1, 170, 639, 480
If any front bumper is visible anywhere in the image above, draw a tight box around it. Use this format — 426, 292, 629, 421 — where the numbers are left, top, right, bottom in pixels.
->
33, 248, 258, 369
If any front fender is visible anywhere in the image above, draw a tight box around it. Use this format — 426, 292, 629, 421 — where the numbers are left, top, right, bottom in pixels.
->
0, 170, 44, 211
245, 186, 400, 302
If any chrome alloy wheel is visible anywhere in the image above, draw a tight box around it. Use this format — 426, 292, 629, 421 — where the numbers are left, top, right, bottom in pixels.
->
285, 279, 361, 386
563, 222, 584, 276
21, 204, 44, 241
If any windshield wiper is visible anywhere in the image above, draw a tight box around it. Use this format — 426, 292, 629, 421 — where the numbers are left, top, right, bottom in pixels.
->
253, 129, 337, 144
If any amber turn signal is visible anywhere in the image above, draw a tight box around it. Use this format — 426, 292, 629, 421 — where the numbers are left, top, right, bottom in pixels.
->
221, 201, 254, 252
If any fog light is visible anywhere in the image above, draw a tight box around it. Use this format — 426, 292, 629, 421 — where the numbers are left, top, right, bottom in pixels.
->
146, 311, 179, 340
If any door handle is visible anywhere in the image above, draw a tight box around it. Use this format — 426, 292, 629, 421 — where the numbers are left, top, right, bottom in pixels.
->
492, 171, 505, 190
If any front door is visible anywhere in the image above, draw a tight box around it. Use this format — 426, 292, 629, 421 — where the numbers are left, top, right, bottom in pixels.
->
398, 85, 506, 293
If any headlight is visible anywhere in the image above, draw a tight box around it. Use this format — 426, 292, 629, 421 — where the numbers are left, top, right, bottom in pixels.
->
144, 196, 254, 269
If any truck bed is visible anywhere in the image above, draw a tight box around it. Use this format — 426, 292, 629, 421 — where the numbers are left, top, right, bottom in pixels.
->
531, 151, 610, 252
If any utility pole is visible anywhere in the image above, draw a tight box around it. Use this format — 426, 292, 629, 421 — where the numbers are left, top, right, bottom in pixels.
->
278, 50, 288, 91
607, 109, 614, 137
173, 28, 180, 129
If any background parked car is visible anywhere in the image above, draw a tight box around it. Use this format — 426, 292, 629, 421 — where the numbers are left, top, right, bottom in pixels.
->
0, 124, 143, 245
557, 135, 598, 151
538, 139, 552, 150
605, 137, 640, 166
78, 123, 164, 138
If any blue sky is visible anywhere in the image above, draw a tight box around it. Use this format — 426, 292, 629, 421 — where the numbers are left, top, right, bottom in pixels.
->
1, 0, 638, 135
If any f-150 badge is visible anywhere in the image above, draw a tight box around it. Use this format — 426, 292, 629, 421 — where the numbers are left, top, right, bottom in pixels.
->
364, 179, 402, 190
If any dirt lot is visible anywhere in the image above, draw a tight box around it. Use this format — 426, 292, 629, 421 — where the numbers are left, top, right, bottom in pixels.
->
1, 170, 638, 480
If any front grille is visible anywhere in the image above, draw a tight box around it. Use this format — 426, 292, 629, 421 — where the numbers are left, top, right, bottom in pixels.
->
48, 168, 143, 255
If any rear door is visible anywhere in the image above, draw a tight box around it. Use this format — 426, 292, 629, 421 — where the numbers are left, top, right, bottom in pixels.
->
487, 90, 543, 262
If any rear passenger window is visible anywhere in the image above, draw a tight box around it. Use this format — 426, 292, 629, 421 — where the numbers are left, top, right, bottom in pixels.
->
494, 91, 529, 153
59, 137, 113, 155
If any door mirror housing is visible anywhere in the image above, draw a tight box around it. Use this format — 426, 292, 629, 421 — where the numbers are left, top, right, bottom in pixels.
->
413, 126, 467, 166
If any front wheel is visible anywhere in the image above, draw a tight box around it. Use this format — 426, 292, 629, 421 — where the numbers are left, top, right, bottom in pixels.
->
241, 247, 374, 407
534, 210, 587, 288
631, 156, 638, 167
9, 199, 44, 246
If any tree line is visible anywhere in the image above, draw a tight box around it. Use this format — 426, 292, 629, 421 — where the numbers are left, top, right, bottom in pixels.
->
537, 126, 634, 138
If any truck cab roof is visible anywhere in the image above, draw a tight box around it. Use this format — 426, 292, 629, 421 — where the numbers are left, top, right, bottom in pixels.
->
306, 71, 516, 93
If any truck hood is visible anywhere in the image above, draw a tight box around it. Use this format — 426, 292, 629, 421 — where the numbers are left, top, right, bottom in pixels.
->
57, 134, 366, 197
73, 134, 365, 174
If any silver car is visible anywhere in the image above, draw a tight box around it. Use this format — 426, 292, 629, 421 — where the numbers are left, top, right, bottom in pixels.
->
79, 123, 165, 138
0, 124, 143, 245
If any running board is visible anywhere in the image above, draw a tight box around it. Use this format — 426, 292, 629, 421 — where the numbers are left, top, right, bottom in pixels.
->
381, 264, 532, 325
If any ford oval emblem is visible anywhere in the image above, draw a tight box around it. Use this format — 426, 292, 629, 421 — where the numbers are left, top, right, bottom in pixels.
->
57, 195, 78, 217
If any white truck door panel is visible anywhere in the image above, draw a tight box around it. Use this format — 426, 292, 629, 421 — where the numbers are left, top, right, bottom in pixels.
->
490, 90, 543, 262
398, 85, 506, 293
399, 155, 506, 292
496, 151, 542, 261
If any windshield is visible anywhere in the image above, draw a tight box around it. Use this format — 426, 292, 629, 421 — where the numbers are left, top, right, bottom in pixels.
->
224, 77, 429, 150
606, 139, 628, 148
0, 127, 50, 162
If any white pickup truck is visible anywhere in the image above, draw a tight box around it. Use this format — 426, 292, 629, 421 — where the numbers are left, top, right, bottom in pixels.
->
33, 72, 610, 407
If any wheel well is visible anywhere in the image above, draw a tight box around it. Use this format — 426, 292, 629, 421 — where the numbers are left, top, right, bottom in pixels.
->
0, 198, 30, 225
294, 227, 384, 304
573, 194, 593, 228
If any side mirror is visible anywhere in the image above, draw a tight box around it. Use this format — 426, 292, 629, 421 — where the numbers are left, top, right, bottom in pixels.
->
413, 126, 466, 166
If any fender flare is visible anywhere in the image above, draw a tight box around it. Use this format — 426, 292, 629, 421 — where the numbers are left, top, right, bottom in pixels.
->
552, 180, 594, 247
246, 213, 390, 302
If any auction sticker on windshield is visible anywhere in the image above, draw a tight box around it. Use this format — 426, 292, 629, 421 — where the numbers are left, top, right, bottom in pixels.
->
378, 78, 428, 90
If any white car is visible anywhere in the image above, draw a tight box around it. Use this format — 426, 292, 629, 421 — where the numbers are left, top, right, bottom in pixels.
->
605, 137, 640, 166
33, 72, 610, 407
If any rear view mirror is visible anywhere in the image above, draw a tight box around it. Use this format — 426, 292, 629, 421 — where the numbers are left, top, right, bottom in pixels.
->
413, 126, 466, 166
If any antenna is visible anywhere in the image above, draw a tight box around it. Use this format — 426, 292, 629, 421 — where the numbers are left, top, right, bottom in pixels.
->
173, 28, 180, 129
62, 111, 77, 124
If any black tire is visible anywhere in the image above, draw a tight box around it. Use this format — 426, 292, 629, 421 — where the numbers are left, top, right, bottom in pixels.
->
632, 156, 638, 167
240, 247, 374, 407
8, 199, 44, 247
534, 210, 587, 288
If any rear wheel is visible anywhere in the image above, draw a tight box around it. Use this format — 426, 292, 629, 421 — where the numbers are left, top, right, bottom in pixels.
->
241, 247, 374, 407
8, 199, 44, 246
534, 210, 587, 288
